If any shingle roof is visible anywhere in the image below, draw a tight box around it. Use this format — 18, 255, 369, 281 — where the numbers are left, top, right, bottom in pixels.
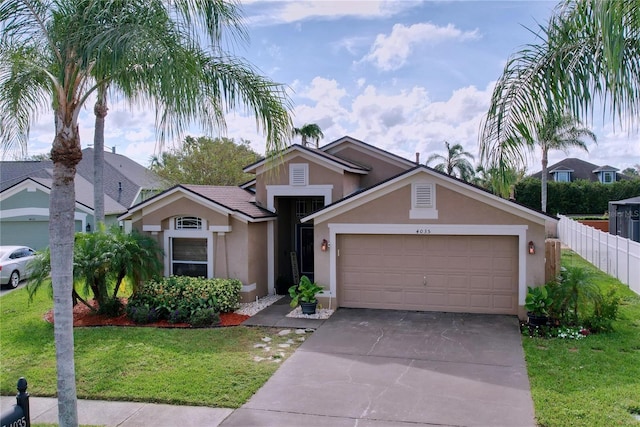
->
531, 158, 622, 182
180, 185, 275, 219
1, 149, 164, 210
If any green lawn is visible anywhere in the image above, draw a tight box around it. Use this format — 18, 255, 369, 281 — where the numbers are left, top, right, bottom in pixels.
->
0, 288, 303, 408
523, 250, 640, 427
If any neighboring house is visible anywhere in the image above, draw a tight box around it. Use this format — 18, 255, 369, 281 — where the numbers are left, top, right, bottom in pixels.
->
609, 196, 640, 243
119, 136, 555, 318
0, 148, 165, 250
531, 158, 630, 184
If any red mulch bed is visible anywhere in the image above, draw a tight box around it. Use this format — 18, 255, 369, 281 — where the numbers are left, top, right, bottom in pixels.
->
43, 299, 250, 328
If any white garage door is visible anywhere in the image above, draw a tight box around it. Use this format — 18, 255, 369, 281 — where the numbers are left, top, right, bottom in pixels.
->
338, 234, 518, 315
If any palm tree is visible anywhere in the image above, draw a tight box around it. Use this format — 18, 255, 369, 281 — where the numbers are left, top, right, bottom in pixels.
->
293, 123, 324, 148
1, 1, 291, 425
535, 112, 596, 212
480, 0, 640, 189
426, 141, 475, 182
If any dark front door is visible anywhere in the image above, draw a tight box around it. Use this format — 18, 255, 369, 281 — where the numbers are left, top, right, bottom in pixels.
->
296, 224, 314, 282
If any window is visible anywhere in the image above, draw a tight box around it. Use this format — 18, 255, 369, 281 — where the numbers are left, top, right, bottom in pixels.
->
554, 171, 571, 182
171, 238, 207, 277
410, 182, 438, 219
176, 216, 202, 229
289, 163, 308, 186
601, 171, 614, 184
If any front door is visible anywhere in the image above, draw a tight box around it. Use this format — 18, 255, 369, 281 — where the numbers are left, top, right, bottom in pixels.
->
296, 224, 314, 282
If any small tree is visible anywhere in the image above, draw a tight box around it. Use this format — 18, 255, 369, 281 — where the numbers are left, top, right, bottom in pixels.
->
427, 141, 475, 182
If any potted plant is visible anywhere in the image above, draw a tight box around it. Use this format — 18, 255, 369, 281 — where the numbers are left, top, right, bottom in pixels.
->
289, 275, 324, 315
525, 285, 553, 326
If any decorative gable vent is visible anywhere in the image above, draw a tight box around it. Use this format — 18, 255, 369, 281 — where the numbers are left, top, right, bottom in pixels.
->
290, 163, 308, 186
410, 181, 437, 219
414, 183, 433, 208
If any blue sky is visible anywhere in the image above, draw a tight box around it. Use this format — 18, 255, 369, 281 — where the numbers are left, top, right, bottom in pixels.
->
22, 0, 640, 173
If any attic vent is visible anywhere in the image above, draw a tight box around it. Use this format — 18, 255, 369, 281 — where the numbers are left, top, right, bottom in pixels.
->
410, 182, 438, 219
414, 183, 433, 208
290, 163, 308, 186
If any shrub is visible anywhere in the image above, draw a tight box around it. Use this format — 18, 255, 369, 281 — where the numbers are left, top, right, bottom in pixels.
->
189, 308, 220, 328
126, 303, 160, 324
97, 297, 124, 317
126, 276, 242, 325
583, 288, 620, 333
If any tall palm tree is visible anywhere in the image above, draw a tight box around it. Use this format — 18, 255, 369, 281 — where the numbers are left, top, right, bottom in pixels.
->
426, 141, 475, 182
480, 0, 640, 189
293, 123, 324, 148
0, 1, 291, 425
535, 112, 595, 212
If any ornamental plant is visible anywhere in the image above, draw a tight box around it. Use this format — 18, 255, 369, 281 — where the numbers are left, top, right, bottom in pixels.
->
289, 275, 324, 308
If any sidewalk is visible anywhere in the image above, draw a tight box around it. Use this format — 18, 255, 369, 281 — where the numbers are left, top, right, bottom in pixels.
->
0, 396, 233, 426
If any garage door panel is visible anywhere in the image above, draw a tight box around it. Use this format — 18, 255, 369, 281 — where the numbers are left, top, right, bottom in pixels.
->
338, 235, 518, 315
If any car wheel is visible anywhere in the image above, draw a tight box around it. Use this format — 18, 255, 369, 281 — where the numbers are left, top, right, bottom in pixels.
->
9, 271, 20, 288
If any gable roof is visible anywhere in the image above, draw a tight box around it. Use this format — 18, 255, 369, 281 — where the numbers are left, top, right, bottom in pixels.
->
0, 149, 165, 210
531, 158, 629, 182
243, 143, 370, 175
303, 164, 555, 224
321, 135, 417, 169
1, 176, 126, 215
119, 184, 275, 222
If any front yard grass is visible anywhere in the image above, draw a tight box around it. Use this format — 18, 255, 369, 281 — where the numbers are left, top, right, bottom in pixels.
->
0, 288, 303, 408
523, 250, 640, 427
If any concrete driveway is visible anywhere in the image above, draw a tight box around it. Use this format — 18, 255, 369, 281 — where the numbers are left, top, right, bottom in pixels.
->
222, 309, 535, 427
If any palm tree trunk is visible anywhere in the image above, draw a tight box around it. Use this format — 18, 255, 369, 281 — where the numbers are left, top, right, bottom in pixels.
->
93, 86, 108, 225
541, 146, 549, 212
50, 125, 81, 427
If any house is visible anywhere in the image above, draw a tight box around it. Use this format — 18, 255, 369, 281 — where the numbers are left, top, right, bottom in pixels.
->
609, 196, 640, 243
119, 136, 555, 318
0, 148, 165, 250
531, 158, 630, 184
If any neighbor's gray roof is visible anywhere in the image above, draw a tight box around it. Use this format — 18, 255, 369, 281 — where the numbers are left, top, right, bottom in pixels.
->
1, 149, 165, 210
610, 196, 640, 205
181, 185, 275, 219
531, 158, 628, 182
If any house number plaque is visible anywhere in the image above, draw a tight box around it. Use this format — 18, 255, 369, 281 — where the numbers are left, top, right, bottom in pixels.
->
416, 228, 432, 234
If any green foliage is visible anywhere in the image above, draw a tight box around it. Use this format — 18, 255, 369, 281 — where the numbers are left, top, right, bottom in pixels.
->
27, 225, 163, 314
128, 276, 241, 325
515, 178, 640, 214
97, 297, 124, 317
525, 285, 553, 316
189, 308, 220, 328
289, 275, 324, 307
150, 136, 260, 186
125, 303, 161, 324
583, 288, 621, 333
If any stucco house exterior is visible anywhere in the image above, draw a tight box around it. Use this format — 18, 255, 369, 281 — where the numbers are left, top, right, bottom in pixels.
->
118, 136, 554, 318
0, 148, 165, 250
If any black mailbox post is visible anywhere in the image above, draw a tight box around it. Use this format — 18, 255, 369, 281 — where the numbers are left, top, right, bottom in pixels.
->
1, 377, 30, 427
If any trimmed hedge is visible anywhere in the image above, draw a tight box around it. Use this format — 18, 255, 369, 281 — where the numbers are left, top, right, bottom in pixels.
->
126, 276, 242, 325
515, 178, 640, 215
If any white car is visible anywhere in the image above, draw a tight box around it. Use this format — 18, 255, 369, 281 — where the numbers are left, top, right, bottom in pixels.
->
0, 246, 36, 289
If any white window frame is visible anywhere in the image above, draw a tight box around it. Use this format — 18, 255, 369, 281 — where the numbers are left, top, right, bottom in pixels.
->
554, 171, 571, 182
601, 171, 614, 184
175, 216, 203, 229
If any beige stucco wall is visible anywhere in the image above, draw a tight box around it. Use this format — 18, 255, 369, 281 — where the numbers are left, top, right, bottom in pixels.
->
327, 145, 412, 188
312, 176, 547, 312
126, 194, 271, 303
142, 197, 230, 228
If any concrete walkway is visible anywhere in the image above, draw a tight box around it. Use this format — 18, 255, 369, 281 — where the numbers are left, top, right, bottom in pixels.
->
0, 396, 232, 426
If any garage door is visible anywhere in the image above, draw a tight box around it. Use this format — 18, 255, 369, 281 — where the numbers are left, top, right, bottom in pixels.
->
338, 234, 518, 314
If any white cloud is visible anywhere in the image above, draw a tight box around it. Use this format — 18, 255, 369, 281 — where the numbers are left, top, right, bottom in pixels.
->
244, 1, 419, 26
363, 22, 480, 71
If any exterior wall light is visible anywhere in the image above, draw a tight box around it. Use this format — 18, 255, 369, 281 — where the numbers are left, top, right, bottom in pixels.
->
528, 240, 535, 255
321, 239, 329, 252
86, 223, 92, 233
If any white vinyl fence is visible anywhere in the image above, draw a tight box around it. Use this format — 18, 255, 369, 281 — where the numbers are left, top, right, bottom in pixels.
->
558, 215, 640, 296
